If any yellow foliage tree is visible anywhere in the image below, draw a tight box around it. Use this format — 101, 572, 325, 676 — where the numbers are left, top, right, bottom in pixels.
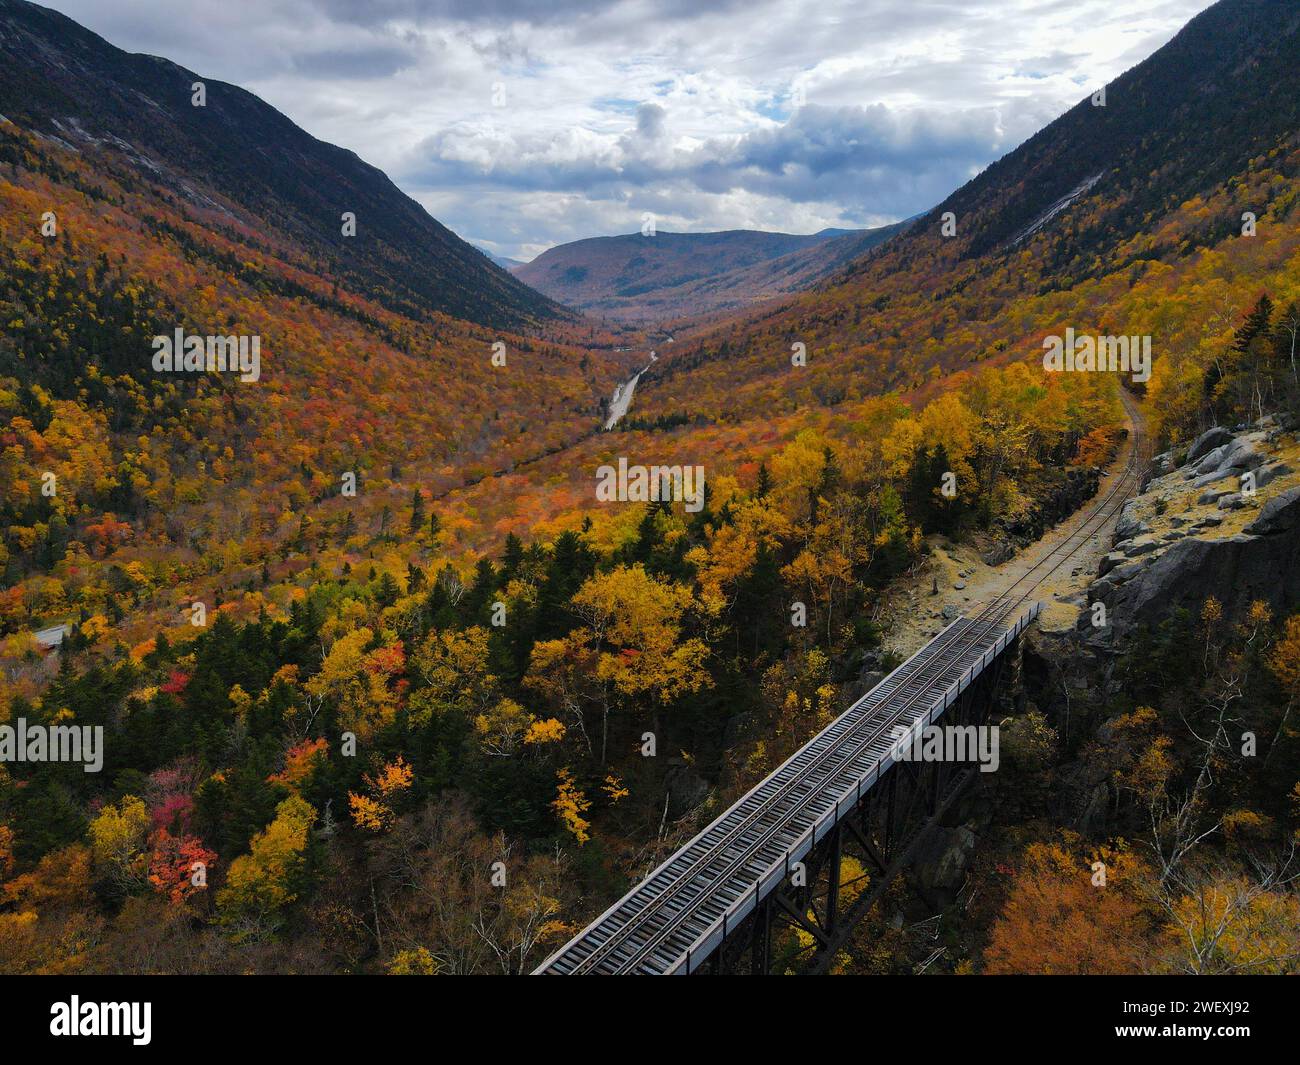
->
87, 795, 150, 894
984, 839, 1156, 974
553, 768, 592, 845
217, 794, 315, 934
1168, 878, 1300, 974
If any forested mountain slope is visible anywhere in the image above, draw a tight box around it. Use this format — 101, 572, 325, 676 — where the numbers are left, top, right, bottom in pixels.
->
0, 0, 626, 656
516, 224, 904, 323
1, 0, 1297, 977
0, 0, 566, 331
639, 0, 1300, 446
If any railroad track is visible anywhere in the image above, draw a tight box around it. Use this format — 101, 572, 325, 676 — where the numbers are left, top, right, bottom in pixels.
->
535, 387, 1149, 976
972, 384, 1148, 626
538, 610, 1027, 974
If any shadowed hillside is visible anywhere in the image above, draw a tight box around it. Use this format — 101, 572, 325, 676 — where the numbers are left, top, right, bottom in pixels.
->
0, 0, 569, 331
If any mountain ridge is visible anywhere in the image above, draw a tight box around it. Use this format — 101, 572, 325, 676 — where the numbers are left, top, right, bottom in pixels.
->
637, 0, 1300, 426
515, 223, 905, 323
0, 0, 568, 332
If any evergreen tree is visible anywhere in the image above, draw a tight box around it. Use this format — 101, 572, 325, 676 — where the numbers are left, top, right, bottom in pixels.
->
374, 571, 401, 607
409, 488, 426, 533
406, 561, 427, 593
500, 532, 524, 583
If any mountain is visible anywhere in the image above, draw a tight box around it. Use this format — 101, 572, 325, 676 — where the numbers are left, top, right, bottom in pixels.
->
2, 0, 1298, 983
0, 0, 624, 653
514, 224, 904, 323
0, 0, 567, 331
638, 0, 1300, 437
477, 247, 527, 272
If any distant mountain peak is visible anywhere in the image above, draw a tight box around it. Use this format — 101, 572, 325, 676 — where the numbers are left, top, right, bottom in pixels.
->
514, 223, 904, 324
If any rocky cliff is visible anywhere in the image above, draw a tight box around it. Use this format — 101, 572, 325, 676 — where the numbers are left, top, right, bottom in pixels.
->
1083, 414, 1300, 647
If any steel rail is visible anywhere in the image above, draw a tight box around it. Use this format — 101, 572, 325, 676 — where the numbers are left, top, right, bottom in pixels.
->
606, 616, 1019, 974
971, 388, 1147, 627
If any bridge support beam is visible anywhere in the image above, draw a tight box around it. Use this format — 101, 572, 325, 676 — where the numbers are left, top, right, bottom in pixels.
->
712, 641, 1017, 976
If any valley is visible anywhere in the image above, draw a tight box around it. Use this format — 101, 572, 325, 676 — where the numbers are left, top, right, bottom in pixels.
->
0, 0, 1298, 982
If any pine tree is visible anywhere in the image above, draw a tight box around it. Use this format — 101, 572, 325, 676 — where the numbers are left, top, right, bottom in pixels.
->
406, 562, 427, 593
500, 532, 524, 582
374, 571, 401, 608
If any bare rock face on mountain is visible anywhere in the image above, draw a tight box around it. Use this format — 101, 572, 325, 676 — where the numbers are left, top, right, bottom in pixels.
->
910, 825, 978, 904
1082, 418, 1300, 645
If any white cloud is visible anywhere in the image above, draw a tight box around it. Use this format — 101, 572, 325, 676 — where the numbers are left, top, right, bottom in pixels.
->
44, 0, 1216, 259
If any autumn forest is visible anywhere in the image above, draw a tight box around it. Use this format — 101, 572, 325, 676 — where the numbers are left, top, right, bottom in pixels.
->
1, 0, 1300, 989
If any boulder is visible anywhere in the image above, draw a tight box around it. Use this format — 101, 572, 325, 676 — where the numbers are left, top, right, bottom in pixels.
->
1216, 435, 1266, 472
1192, 467, 1237, 489
1253, 462, 1293, 490
1246, 485, 1300, 536
1112, 560, 1147, 582
1186, 426, 1233, 464
981, 541, 1015, 566
1122, 536, 1161, 557
1098, 552, 1127, 576
1192, 444, 1228, 474
911, 826, 977, 899
1114, 505, 1150, 542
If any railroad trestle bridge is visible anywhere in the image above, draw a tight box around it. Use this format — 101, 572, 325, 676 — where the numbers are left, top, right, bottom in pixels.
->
537, 396, 1146, 975
536, 602, 1038, 975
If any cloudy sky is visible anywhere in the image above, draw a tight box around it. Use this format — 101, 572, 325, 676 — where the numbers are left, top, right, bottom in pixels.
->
47, 0, 1215, 261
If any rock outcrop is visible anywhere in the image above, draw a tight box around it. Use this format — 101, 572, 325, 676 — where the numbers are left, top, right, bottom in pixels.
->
910, 825, 977, 903
1185, 425, 1234, 464
1082, 416, 1300, 646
